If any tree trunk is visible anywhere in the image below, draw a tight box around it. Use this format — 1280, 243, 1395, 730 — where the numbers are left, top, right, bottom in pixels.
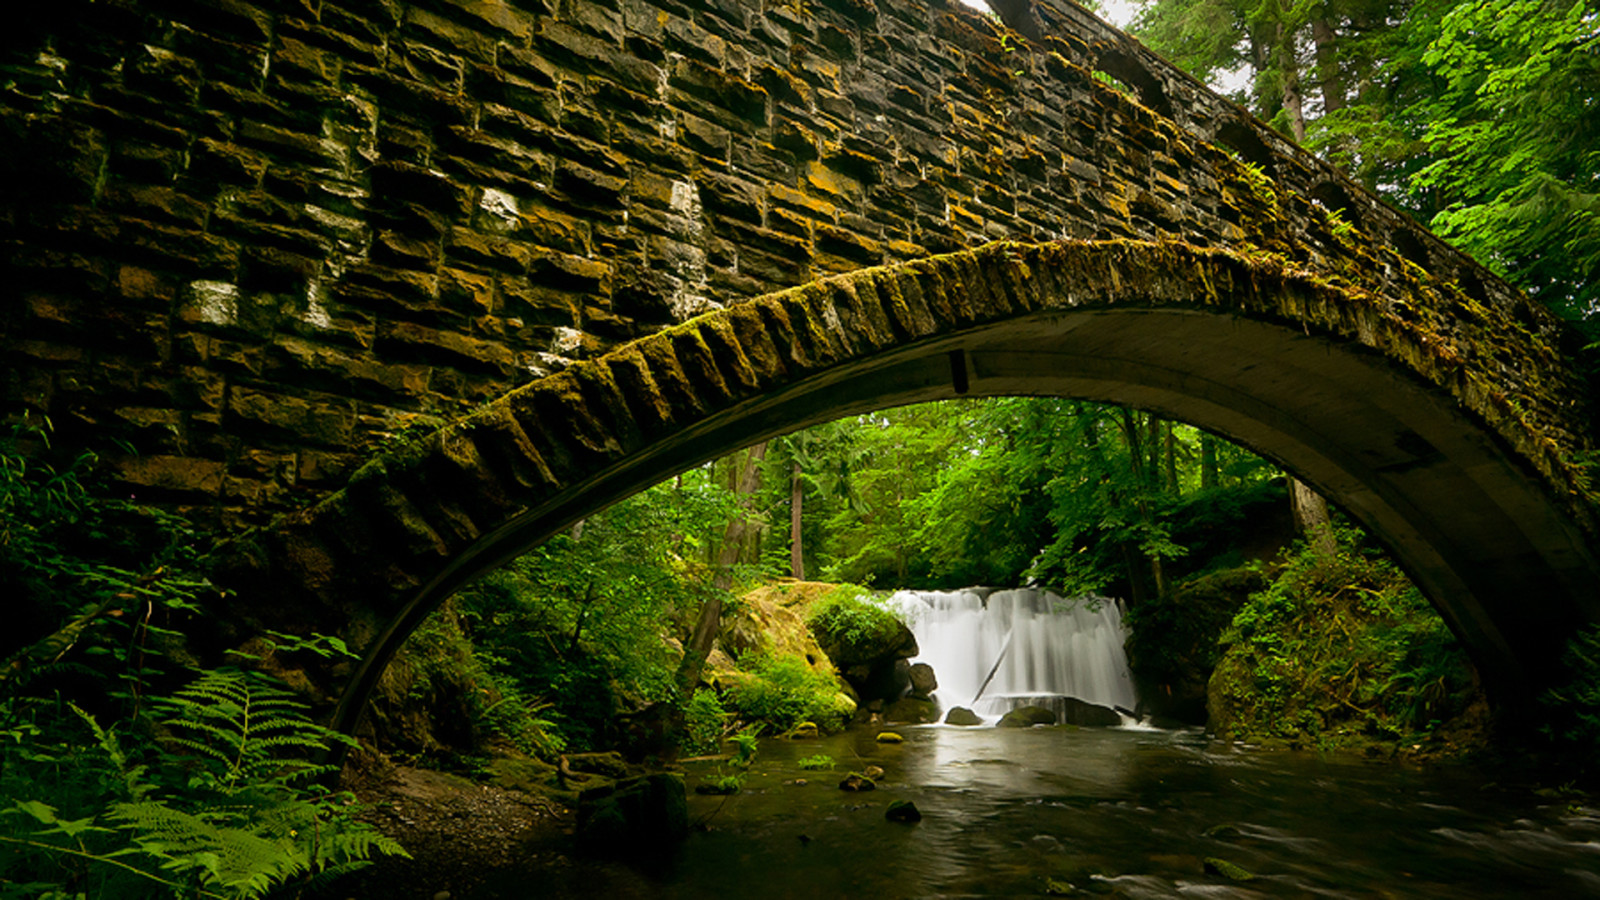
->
1312, 18, 1345, 115
1278, 19, 1307, 142
1163, 421, 1178, 494
676, 442, 768, 699
1200, 433, 1219, 490
1290, 477, 1338, 557
789, 460, 804, 580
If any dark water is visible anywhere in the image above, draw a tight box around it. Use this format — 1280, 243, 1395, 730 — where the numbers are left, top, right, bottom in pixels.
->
632, 726, 1600, 899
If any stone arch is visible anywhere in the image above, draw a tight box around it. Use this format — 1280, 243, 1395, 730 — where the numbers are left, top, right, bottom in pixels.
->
1092, 48, 1175, 119
207, 240, 1600, 735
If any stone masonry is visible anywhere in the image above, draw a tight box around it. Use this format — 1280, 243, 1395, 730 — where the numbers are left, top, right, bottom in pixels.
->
3, 0, 1582, 527
2, 0, 1597, 721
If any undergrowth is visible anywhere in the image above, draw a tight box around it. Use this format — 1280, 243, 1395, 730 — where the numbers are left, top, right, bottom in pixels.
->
0, 417, 405, 898
1208, 525, 1483, 753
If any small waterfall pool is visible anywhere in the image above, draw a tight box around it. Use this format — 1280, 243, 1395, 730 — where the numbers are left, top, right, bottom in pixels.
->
890, 588, 1139, 722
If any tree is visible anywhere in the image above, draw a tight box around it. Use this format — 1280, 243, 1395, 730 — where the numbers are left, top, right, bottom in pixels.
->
1408, 0, 1600, 323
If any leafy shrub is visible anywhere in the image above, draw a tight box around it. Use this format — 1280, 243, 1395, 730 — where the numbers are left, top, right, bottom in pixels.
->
682, 689, 728, 757
1208, 527, 1480, 749
806, 586, 903, 663
725, 654, 851, 733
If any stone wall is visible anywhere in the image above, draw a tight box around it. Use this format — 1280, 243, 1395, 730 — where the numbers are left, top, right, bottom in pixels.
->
0, 0, 1580, 528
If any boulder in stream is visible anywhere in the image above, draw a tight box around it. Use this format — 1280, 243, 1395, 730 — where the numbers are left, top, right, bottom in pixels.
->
996, 705, 1058, 728
908, 663, 938, 698
944, 707, 983, 726
885, 800, 922, 823
1056, 697, 1124, 727
576, 773, 688, 851
883, 696, 938, 724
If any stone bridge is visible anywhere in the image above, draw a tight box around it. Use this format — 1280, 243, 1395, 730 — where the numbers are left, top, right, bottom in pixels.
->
1, 0, 1596, 727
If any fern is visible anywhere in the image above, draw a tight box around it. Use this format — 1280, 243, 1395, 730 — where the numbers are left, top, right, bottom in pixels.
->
153, 669, 348, 793
5, 673, 405, 899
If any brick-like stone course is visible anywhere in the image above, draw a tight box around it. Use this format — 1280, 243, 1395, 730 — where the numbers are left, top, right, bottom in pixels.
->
4, 0, 1583, 530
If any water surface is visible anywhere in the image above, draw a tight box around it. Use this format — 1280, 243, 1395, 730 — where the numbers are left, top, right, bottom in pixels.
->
656, 726, 1600, 898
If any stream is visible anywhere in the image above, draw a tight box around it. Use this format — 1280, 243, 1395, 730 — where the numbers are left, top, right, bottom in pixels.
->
651, 725, 1600, 898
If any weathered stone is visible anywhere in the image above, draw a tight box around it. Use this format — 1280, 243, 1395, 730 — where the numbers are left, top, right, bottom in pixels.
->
944, 707, 983, 727
1, 0, 1593, 740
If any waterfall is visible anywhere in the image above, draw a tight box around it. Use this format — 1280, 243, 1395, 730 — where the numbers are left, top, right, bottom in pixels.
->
890, 588, 1138, 721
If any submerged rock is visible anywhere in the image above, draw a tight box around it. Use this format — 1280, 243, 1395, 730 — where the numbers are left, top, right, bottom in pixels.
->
944, 706, 984, 726
996, 705, 1057, 728
885, 800, 921, 823
1203, 857, 1255, 882
862, 765, 885, 780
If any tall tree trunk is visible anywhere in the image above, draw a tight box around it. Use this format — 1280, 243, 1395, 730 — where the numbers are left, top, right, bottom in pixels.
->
1163, 421, 1178, 494
676, 442, 768, 699
789, 460, 804, 580
1290, 477, 1338, 557
1200, 433, 1219, 490
1277, 18, 1307, 142
1312, 17, 1345, 115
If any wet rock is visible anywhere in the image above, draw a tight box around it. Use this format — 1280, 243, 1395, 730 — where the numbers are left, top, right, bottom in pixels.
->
862, 765, 885, 779
876, 731, 905, 743
944, 706, 984, 726
789, 721, 820, 739
576, 773, 688, 850
1203, 857, 1255, 882
883, 695, 938, 724
1056, 697, 1123, 727
839, 773, 876, 791
996, 705, 1057, 728
885, 800, 921, 823
909, 662, 938, 697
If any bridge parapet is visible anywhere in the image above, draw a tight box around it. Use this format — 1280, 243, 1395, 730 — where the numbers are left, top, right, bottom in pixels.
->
1, 0, 1580, 528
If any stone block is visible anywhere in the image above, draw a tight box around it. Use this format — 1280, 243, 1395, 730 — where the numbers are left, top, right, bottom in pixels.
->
114, 454, 227, 500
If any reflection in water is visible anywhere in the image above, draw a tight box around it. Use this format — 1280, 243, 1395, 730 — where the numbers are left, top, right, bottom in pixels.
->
650, 727, 1600, 899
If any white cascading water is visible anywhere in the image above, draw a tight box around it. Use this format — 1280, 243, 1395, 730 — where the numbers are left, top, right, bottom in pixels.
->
890, 588, 1138, 721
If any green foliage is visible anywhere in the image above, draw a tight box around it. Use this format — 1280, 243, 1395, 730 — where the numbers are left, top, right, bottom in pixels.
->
1209, 526, 1481, 749
1409, 0, 1600, 322
727, 726, 760, 769
682, 689, 729, 757
724, 654, 851, 734
445, 475, 738, 755
795, 754, 835, 771
0, 418, 405, 898
806, 586, 903, 663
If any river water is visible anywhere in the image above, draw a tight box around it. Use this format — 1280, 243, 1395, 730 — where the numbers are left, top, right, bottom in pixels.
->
648, 726, 1600, 899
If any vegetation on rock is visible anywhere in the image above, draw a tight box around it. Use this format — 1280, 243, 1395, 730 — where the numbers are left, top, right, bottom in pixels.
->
1207, 527, 1485, 754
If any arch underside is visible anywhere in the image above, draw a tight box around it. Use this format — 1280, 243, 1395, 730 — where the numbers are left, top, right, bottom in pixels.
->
316, 257, 1598, 735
